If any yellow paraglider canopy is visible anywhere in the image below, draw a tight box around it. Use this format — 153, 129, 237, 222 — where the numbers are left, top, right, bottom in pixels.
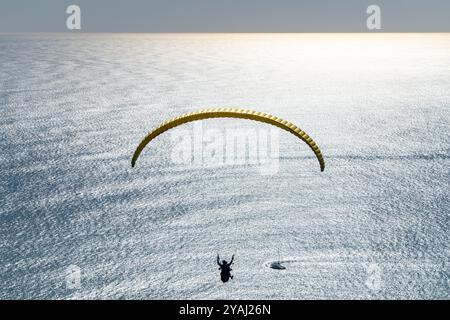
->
131, 108, 325, 172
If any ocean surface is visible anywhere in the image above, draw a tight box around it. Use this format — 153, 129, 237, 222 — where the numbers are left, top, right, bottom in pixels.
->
0, 33, 449, 299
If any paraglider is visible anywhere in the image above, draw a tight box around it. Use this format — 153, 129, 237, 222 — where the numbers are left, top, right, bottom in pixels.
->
130, 108, 326, 282
131, 108, 325, 172
217, 254, 234, 283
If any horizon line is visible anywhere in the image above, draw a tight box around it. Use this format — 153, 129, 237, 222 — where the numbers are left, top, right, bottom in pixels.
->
2, 31, 450, 35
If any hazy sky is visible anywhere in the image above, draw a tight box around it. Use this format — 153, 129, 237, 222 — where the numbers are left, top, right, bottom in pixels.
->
1, 0, 450, 32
